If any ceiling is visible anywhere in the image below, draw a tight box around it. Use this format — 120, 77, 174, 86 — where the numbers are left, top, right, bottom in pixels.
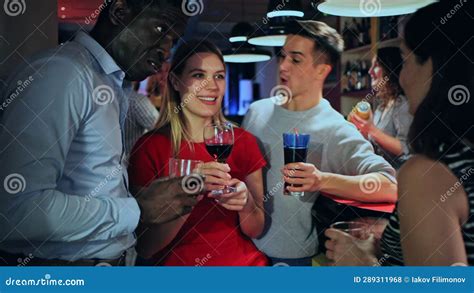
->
57, 0, 324, 48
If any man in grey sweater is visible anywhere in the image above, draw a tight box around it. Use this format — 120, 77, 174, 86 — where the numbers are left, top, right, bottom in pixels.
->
242, 20, 397, 266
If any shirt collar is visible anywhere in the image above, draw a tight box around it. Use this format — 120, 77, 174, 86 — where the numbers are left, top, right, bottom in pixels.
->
74, 31, 123, 76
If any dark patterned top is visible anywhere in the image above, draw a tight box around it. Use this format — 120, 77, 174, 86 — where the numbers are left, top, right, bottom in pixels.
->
380, 140, 474, 266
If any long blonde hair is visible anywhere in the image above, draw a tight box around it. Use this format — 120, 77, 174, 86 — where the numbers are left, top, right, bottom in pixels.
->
155, 40, 227, 157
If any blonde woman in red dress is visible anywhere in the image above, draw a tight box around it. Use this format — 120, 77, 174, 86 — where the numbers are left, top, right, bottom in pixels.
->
128, 40, 268, 266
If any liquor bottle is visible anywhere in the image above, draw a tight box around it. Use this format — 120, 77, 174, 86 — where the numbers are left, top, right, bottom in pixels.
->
349, 18, 358, 48
389, 16, 399, 39
360, 60, 369, 90
342, 61, 349, 93
357, 20, 364, 46
363, 18, 371, 45
354, 101, 371, 119
342, 21, 351, 49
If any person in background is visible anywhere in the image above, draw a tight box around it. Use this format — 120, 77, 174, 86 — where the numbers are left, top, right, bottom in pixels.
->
146, 62, 170, 110
0, 0, 198, 266
128, 40, 268, 266
242, 20, 397, 266
326, 1, 474, 266
124, 81, 159, 156
348, 47, 413, 170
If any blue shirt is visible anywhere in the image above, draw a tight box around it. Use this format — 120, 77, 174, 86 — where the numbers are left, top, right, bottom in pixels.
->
0, 31, 140, 261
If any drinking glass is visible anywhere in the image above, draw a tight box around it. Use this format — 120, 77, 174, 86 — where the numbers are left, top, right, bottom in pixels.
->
203, 122, 236, 195
283, 132, 310, 196
329, 221, 370, 240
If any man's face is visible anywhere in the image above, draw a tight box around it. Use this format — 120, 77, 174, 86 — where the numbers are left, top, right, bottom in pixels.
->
278, 35, 326, 98
112, 5, 187, 81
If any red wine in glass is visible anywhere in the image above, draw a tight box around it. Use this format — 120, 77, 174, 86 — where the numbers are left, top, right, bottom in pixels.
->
205, 144, 233, 163
204, 123, 236, 195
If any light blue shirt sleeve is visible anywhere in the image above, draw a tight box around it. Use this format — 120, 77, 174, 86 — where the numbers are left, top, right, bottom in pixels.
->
328, 121, 397, 184
0, 57, 140, 243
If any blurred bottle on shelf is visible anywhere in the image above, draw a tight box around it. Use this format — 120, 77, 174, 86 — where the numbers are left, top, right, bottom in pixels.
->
342, 60, 371, 93
362, 18, 371, 45
380, 16, 399, 41
389, 16, 399, 39
341, 18, 371, 50
342, 61, 351, 93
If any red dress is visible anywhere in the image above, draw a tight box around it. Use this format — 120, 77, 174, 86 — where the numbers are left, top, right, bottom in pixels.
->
128, 127, 268, 266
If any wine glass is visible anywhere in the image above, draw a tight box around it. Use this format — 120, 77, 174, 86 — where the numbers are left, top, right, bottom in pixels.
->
203, 122, 235, 195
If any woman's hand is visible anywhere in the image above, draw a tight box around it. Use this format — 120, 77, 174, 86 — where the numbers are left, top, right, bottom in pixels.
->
210, 179, 249, 211
325, 228, 378, 266
281, 163, 326, 193
198, 161, 232, 192
348, 110, 375, 138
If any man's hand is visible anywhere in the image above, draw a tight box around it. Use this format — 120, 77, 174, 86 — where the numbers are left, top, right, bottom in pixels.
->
134, 174, 205, 225
325, 228, 378, 266
282, 163, 326, 193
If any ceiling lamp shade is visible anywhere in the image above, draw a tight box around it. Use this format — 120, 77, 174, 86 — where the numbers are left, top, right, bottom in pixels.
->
248, 0, 304, 47
223, 22, 272, 63
266, 0, 304, 17
247, 26, 287, 47
228, 22, 254, 43
317, 0, 437, 17
223, 47, 272, 63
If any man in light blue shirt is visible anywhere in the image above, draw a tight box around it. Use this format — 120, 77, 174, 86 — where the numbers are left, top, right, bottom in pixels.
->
0, 0, 201, 265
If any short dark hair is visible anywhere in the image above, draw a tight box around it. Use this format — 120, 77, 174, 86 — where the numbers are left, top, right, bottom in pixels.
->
405, 1, 474, 159
285, 20, 344, 66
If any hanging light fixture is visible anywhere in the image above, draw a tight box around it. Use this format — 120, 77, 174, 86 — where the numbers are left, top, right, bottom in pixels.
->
316, 0, 437, 17
266, 0, 305, 18
223, 22, 272, 63
248, 0, 304, 47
